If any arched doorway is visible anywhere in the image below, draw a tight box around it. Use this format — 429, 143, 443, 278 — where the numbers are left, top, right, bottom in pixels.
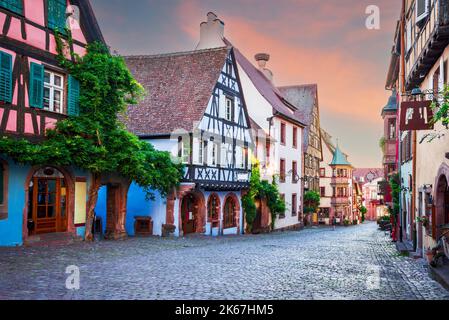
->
27, 167, 68, 235
181, 193, 199, 235
223, 193, 239, 230
207, 193, 220, 229
436, 175, 449, 237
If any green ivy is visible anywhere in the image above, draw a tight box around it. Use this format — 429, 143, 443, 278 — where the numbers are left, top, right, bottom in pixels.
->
303, 190, 320, 214
242, 161, 286, 231
0, 32, 184, 240
389, 173, 401, 224
432, 84, 449, 128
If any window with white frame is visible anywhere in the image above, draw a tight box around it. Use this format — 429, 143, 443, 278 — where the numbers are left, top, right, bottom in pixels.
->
44, 70, 64, 114
180, 137, 190, 164
416, 0, 429, 24
209, 142, 218, 167
225, 96, 234, 122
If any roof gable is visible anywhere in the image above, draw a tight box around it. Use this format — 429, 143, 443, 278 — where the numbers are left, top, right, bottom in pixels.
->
124, 47, 230, 136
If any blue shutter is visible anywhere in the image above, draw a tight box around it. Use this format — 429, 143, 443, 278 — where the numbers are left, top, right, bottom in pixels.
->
47, 0, 67, 33
0, 51, 12, 103
0, 0, 23, 15
29, 63, 44, 109
67, 75, 80, 116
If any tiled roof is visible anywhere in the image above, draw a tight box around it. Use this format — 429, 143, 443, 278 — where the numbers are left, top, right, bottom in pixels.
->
124, 47, 230, 136
279, 84, 318, 153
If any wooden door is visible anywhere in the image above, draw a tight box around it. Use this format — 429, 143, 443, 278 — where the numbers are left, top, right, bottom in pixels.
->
32, 177, 67, 234
182, 195, 196, 234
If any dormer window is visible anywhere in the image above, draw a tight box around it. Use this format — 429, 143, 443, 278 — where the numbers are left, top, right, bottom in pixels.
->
0, 0, 23, 15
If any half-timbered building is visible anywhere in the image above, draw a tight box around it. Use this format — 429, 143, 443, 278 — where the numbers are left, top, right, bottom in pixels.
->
0, 0, 104, 246
195, 12, 306, 231
115, 47, 253, 237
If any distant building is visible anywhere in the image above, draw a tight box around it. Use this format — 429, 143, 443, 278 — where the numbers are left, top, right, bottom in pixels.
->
319, 129, 354, 225
279, 84, 323, 198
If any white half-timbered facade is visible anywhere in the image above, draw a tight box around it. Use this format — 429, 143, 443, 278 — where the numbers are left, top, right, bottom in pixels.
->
124, 47, 253, 238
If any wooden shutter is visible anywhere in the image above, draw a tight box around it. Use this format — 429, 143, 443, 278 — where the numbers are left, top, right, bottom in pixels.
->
68, 74, 80, 116
0, 51, 12, 103
29, 62, 44, 109
47, 0, 67, 33
0, 0, 23, 15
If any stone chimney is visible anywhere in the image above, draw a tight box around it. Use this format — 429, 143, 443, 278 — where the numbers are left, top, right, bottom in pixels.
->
196, 12, 226, 50
255, 53, 273, 82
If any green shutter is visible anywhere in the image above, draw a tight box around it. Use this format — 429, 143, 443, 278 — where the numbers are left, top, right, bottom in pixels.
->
47, 0, 67, 34
0, 0, 24, 15
29, 63, 44, 109
68, 75, 80, 116
0, 51, 12, 103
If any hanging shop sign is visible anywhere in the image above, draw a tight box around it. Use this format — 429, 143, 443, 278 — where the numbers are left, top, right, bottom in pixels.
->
400, 100, 434, 131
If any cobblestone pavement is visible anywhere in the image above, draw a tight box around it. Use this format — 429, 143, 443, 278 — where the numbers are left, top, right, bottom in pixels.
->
0, 222, 448, 300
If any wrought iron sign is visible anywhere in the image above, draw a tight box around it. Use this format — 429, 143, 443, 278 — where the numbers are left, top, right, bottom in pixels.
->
399, 100, 434, 131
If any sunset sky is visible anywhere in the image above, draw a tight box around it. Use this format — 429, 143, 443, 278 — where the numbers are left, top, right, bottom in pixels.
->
91, 0, 402, 168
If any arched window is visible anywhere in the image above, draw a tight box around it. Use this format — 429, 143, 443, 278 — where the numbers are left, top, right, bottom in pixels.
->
208, 194, 220, 222
0, 161, 7, 220
223, 196, 237, 229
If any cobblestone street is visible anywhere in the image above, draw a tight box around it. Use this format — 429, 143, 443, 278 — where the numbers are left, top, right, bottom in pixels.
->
0, 222, 448, 300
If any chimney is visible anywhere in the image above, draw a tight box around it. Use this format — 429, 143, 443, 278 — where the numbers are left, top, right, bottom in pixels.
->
196, 12, 226, 50
255, 53, 273, 82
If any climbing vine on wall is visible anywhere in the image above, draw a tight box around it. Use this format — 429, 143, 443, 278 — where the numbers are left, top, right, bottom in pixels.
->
0, 32, 184, 241
242, 161, 286, 231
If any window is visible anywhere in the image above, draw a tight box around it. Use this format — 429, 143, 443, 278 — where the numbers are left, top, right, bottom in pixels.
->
225, 96, 234, 122
223, 196, 236, 229
44, 70, 64, 114
388, 119, 396, 140
292, 194, 297, 216
179, 136, 190, 164
292, 161, 298, 184
292, 127, 298, 148
0, 50, 12, 103
280, 159, 286, 183
0, 0, 23, 15
209, 142, 218, 166
406, 19, 412, 52
320, 187, 326, 197
320, 168, 325, 178
226, 60, 232, 76
433, 67, 440, 95
208, 194, 220, 222
47, 0, 67, 34
416, 0, 429, 24
280, 122, 286, 145
444, 59, 448, 85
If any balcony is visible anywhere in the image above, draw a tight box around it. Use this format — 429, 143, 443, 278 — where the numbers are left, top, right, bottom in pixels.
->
183, 165, 251, 191
331, 197, 351, 206
331, 177, 350, 185
406, 0, 449, 90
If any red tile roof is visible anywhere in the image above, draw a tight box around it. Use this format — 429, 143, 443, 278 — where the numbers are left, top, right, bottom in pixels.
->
124, 47, 231, 136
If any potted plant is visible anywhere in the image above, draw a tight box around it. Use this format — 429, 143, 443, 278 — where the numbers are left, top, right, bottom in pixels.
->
343, 219, 350, 227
